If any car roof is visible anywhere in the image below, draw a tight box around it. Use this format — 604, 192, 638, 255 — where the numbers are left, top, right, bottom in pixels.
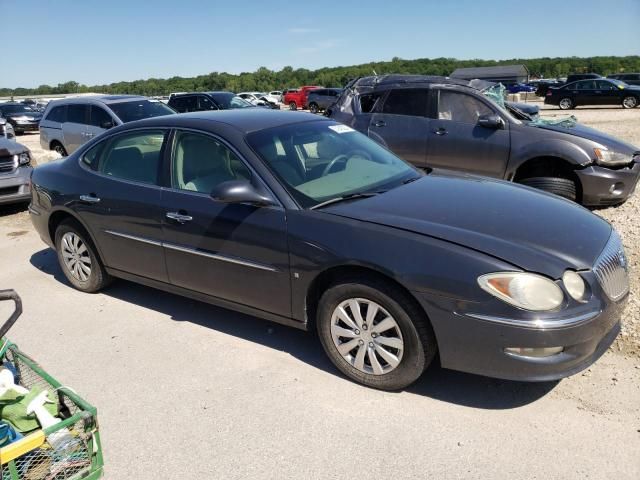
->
171, 91, 233, 98
48, 95, 149, 106
348, 74, 483, 93
118, 109, 328, 134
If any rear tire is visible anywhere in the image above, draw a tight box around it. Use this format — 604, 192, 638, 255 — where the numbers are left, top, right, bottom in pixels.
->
622, 96, 638, 109
558, 97, 574, 110
316, 276, 437, 390
309, 102, 319, 114
51, 141, 68, 156
54, 219, 112, 293
518, 176, 577, 201
289, 101, 297, 111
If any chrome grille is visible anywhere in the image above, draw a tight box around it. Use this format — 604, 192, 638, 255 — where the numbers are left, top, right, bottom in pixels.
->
0, 154, 17, 173
593, 230, 629, 301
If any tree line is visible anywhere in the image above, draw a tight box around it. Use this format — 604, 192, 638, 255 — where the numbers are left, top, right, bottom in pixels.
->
3, 55, 639, 98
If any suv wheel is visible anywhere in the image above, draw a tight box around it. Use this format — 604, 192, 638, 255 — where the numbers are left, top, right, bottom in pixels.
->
51, 141, 68, 156
309, 102, 319, 114
55, 219, 112, 293
622, 96, 638, 109
316, 276, 437, 390
518, 177, 577, 202
289, 101, 297, 111
558, 98, 574, 110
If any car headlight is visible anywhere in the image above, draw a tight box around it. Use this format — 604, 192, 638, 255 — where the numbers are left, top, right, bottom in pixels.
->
17, 152, 31, 166
562, 270, 586, 301
478, 272, 564, 311
594, 147, 632, 166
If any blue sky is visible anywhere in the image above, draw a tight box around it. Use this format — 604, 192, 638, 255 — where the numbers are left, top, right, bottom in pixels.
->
4, 0, 639, 88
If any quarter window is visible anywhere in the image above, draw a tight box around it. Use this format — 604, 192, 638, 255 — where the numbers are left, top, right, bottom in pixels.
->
437, 90, 493, 124
97, 130, 166, 185
67, 104, 89, 124
171, 131, 250, 194
382, 89, 428, 117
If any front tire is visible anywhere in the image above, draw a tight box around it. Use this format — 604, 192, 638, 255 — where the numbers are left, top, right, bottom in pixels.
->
622, 96, 638, 109
55, 219, 111, 293
558, 97, 574, 110
316, 276, 437, 390
518, 176, 577, 201
289, 101, 297, 111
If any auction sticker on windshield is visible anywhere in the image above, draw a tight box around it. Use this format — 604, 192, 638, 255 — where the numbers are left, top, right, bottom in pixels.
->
329, 124, 355, 134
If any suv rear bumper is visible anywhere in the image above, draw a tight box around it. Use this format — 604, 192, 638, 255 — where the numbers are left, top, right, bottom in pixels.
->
576, 161, 640, 206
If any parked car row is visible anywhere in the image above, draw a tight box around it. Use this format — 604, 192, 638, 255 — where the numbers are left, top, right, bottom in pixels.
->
28, 107, 631, 390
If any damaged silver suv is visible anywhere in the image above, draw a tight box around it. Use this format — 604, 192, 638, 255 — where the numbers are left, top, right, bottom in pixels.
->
329, 75, 640, 206
0, 137, 32, 206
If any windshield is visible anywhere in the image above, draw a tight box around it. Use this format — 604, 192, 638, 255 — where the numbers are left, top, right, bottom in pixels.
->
108, 100, 174, 123
210, 93, 253, 109
0, 105, 34, 115
247, 121, 420, 208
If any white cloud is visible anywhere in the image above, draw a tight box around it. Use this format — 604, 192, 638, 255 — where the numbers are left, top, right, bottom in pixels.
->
294, 40, 340, 54
287, 27, 320, 34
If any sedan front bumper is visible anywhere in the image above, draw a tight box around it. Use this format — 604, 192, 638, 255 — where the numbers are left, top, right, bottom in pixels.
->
576, 161, 640, 206
415, 291, 625, 381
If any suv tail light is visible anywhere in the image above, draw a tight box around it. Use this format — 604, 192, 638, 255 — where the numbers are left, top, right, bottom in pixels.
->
546, 91, 553, 96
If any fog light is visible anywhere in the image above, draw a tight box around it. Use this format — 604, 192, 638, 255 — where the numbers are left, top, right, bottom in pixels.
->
609, 182, 624, 195
504, 346, 564, 358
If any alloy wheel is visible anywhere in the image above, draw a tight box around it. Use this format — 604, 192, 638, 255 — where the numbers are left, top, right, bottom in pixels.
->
623, 96, 637, 109
559, 98, 572, 110
61, 232, 92, 282
330, 298, 404, 375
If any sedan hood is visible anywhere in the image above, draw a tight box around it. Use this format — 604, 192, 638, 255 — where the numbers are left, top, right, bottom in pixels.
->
528, 121, 639, 153
324, 174, 612, 278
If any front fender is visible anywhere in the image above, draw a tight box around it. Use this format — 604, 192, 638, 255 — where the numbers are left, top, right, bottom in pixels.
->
507, 136, 594, 178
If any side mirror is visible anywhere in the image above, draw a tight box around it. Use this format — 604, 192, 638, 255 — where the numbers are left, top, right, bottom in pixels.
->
478, 114, 504, 129
211, 180, 273, 206
101, 120, 114, 129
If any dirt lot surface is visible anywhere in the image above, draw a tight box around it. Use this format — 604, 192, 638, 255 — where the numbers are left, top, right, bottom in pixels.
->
1, 110, 639, 479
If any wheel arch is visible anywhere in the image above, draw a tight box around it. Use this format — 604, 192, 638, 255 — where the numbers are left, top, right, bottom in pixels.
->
305, 264, 430, 332
512, 156, 583, 201
47, 209, 105, 263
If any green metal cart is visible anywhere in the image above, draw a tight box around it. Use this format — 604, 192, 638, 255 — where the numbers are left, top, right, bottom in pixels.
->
0, 290, 104, 479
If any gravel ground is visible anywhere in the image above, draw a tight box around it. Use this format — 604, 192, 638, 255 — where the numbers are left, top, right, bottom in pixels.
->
5, 105, 640, 359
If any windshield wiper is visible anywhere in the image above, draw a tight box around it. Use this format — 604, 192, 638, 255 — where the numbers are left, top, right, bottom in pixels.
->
310, 192, 381, 210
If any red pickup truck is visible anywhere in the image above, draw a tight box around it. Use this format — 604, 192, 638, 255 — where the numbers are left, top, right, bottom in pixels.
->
283, 86, 322, 110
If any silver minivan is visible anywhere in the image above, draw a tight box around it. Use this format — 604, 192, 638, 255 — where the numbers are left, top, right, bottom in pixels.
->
39, 95, 175, 155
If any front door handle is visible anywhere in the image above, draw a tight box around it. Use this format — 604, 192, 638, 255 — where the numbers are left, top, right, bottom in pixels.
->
166, 212, 193, 224
79, 194, 100, 204
434, 128, 448, 136
373, 120, 386, 127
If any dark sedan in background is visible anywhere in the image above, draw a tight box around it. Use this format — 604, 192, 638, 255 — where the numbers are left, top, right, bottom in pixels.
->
545, 78, 640, 109
329, 75, 640, 207
29, 109, 628, 390
607, 73, 640, 86
0, 103, 43, 134
168, 92, 254, 113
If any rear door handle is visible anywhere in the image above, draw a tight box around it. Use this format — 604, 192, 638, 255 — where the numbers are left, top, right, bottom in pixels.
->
433, 128, 448, 136
79, 194, 100, 203
166, 212, 193, 224
373, 120, 386, 127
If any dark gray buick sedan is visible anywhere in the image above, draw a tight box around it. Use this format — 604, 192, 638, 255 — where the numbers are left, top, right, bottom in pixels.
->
29, 109, 628, 390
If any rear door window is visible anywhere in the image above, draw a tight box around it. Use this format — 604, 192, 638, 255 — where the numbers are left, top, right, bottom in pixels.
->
97, 130, 167, 185
89, 106, 114, 127
382, 89, 428, 117
67, 104, 89, 124
46, 105, 67, 123
576, 80, 595, 90
436, 90, 493, 124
